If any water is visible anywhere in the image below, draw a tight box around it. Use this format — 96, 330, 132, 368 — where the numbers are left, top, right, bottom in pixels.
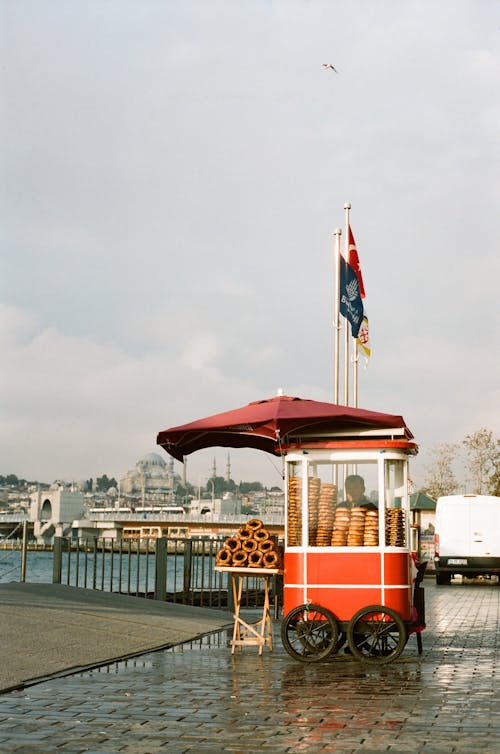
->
0, 549, 228, 595
0, 550, 52, 583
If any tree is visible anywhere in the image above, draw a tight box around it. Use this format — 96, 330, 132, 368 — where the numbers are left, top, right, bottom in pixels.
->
489, 469, 500, 497
239, 481, 263, 493
422, 443, 459, 499
462, 428, 499, 494
96, 475, 118, 492
0, 474, 25, 486
175, 482, 195, 503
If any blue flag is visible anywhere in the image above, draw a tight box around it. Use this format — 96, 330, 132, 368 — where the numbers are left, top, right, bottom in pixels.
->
339, 254, 364, 338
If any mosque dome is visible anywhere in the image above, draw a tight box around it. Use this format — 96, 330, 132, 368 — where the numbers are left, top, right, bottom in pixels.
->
138, 452, 167, 468
120, 452, 172, 496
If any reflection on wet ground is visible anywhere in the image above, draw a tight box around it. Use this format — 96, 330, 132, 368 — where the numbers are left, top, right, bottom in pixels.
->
0, 581, 498, 753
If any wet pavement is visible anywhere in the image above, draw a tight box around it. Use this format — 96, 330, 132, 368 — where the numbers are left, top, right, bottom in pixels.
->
1, 579, 499, 753
0, 583, 231, 692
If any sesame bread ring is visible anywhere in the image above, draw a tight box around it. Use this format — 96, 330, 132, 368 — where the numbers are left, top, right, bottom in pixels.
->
248, 550, 263, 567
216, 548, 232, 566
232, 550, 248, 566
238, 527, 253, 541
258, 539, 274, 553
242, 538, 258, 553
224, 536, 241, 552
254, 527, 270, 543
262, 551, 279, 568
246, 518, 263, 531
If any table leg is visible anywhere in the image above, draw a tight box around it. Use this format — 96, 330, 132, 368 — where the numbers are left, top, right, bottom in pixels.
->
229, 574, 274, 654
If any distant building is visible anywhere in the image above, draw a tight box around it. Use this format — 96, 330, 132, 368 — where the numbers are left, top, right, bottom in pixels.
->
120, 452, 175, 499
188, 492, 242, 517
30, 487, 86, 542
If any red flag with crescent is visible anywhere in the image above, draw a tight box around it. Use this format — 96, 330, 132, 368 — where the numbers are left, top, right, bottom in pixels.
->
348, 225, 365, 299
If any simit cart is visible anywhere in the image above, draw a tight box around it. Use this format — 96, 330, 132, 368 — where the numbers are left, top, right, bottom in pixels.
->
280, 437, 427, 664
157, 394, 427, 664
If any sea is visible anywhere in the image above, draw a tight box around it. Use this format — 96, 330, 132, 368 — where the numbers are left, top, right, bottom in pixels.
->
0, 548, 225, 595
0, 549, 53, 584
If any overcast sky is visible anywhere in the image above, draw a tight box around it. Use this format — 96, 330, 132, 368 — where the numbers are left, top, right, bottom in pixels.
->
1, 0, 499, 491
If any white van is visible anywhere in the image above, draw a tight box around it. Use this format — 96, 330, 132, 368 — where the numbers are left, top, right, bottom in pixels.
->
434, 494, 500, 585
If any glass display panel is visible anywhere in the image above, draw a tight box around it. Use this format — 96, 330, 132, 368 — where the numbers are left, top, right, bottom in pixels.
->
384, 459, 407, 547
286, 456, 410, 548
286, 462, 302, 547
286, 460, 379, 547
313, 461, 378, 547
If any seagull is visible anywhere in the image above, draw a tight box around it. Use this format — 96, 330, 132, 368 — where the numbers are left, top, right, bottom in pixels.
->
322, 63, 339, 73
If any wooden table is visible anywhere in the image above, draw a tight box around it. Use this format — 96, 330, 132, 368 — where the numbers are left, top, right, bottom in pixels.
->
215, 566, 282, 655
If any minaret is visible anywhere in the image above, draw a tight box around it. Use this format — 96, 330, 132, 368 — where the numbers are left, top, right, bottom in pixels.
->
168, 457, 174, 494
226, 453, 231, 482
212, 457, 217, 479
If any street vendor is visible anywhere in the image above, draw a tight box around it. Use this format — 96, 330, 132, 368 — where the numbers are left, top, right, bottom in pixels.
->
339, 474, 377, 511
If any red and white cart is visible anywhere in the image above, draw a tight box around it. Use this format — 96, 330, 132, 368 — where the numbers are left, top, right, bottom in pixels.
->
157, 394, 427, 665
280, 436, 427, 664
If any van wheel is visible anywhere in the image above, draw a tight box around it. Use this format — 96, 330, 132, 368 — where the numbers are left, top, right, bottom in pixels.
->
436, 572, 452, 585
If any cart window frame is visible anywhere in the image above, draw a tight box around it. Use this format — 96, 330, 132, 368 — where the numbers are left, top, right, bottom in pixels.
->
285, 450, 411, 550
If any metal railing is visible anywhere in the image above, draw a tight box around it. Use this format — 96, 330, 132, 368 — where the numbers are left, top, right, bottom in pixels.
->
52, 536, 283, 614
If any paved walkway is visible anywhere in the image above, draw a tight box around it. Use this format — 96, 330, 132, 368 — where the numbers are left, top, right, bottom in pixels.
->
0, 579, 499, 753
0, 582, 232, 692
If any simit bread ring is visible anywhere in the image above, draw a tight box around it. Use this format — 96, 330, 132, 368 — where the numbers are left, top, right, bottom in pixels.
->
246, 518, 263, 531
232, 550, 248, 566
242, 538, 258, 553
248, 551, 263, 567
224, 536, 241, 552
254, 528, 270, 543
216, 548, 232, 565
237, 527, 253, 541
262, 551, 279, 568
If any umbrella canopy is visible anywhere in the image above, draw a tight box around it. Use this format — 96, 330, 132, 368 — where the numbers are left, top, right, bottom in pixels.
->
157, 394, 414, 462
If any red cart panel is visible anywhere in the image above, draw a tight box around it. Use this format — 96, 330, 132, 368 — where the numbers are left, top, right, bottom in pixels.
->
283, 550, 413, 622
307, 551, 382, 584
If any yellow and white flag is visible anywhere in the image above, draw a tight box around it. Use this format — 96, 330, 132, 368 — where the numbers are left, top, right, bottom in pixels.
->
356, 314, 371, 365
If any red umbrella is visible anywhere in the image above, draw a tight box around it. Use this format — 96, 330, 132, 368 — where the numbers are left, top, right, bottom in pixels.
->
157, 394, 413, 461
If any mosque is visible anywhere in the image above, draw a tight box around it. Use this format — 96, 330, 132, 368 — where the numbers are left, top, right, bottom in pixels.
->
118, 451, 234, 501
119, 452, 176, 499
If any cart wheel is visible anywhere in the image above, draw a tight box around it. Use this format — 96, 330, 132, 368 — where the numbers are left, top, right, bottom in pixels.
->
347, 605, 407, 665
281, 604, 339, 663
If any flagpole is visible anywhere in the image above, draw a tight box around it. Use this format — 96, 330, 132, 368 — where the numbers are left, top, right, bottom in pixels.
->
353, 340, 359, 407
333, 227, 342, 404
343, 202, 351, 406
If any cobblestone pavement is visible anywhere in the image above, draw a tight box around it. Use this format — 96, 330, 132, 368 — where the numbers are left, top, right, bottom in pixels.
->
1, 580, 498, 754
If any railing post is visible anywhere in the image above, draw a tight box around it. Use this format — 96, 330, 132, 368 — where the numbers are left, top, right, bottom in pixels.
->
183, 539, 193, 604
20, 521, 28, 583
92, 539, 98, 589
53, 536, 63, 584
154, 537, 167, 601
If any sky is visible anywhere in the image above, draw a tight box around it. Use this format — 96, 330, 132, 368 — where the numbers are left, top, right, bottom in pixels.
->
1, 0, 499, 492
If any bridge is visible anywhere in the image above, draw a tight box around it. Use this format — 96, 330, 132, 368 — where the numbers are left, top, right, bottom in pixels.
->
0, 491, 284, 544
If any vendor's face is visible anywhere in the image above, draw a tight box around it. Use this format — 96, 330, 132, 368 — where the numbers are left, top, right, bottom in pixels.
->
345, 479, 365, 503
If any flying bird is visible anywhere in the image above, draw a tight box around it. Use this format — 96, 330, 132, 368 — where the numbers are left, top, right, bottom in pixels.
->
322, 63, 339, 73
